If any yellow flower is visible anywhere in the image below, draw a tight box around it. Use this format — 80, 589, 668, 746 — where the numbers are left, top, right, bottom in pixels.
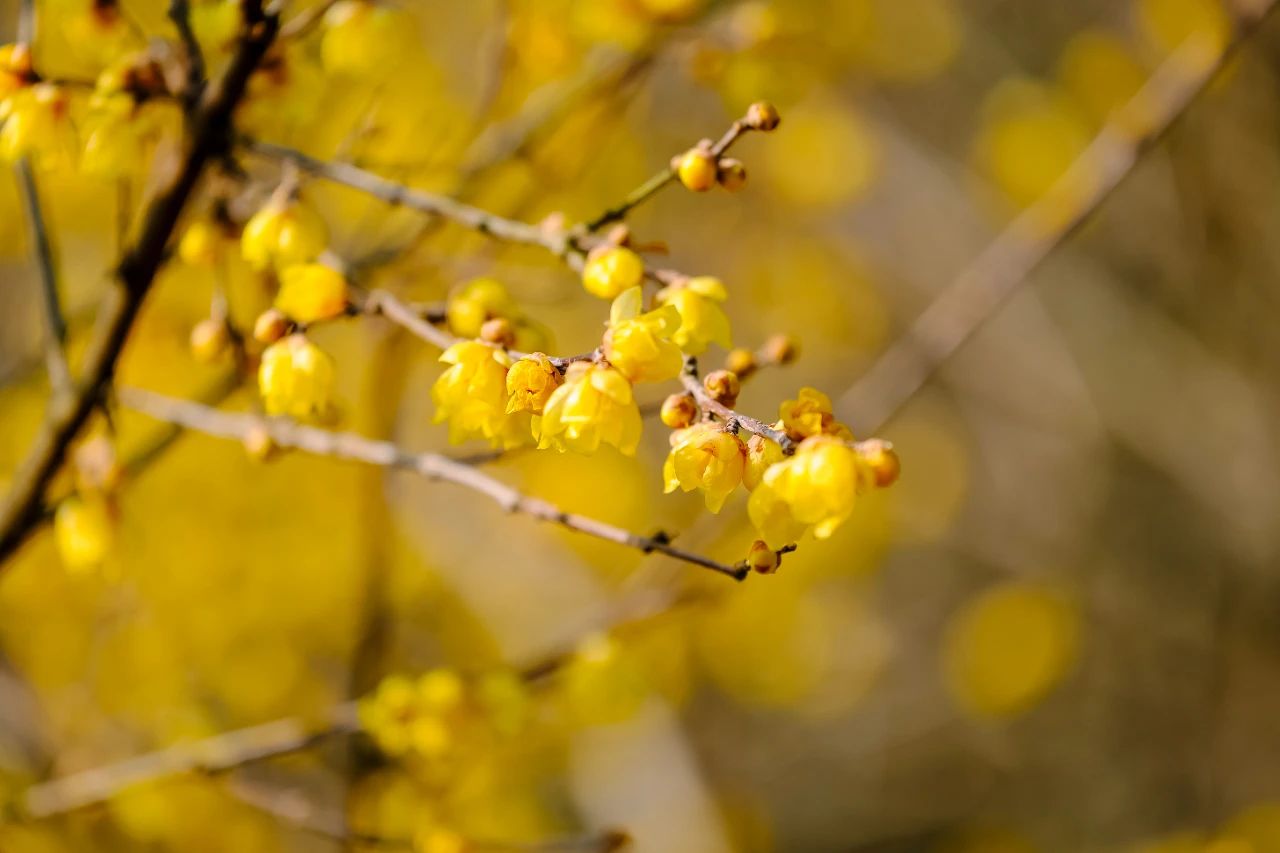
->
321, 0, 417, 79
274, 263, 349, 324
602, 286, 684, 383
581, 246, 645, 300
0, 84, 76, 169
54, 495, 114, 572
445, 277, 517, 338
743, 433, 784, 490
506, 353, 562, 415
258, 334, 335, 419
779, 386, 853, 441
747, 436, 869, 549
177, 219, 228, 267
656, 276, 732, 354
80, 92, 153, 178
538, 361, 642, 455
241, 198, 328, 271
432, 341, 530, 448
663, 423, 746, 512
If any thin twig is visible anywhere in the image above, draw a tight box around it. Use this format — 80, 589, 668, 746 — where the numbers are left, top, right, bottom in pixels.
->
0, 0, 280, 570
15, 159, 71, 397
680, 358, 795, 453
839, 9, 1278, 434
119, 387, 751, 581
167, 0, 206, 105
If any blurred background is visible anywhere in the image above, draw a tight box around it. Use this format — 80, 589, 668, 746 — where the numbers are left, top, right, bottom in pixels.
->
3, 0, 1280, 850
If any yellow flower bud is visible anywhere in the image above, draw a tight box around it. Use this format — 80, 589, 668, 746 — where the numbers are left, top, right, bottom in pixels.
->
274, 263, 349, 324
241, 198, 328, 272
538, 362, 643, 456
762, 333, 798, 365
321, 0, 417, 80
80, 93, 148, 179
258, 334, 335, 420
662, 423, 747, 512
242, 423, 278, 462
748, 436, 870, 549
677, 147, 718, 192
717, 157, 747, 192
660, 393, 698, 429
857, 438, 901, 488
505, 353, 562, 415
446, 277, 516, 338
433, 340, 531, 448
703, 369, 740, 405
655, 275, 732, 355
189, 318, 229, 364
480, 316, 516, 347
746, 540, 779, 574
725, 347, 757, 378
178, 220, 227, 267
54, 495, 114, 572
779, 386, 853, 441
581, 246, 645, 300
603, 287, 684, 384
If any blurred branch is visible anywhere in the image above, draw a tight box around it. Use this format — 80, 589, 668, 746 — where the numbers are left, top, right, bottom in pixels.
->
681, 357, 796, 453
0, 1, 281, 570
839, 6, 1279, 434
167, 0, 206, 106
277, 0, 342, 40
119, 387, 753, 580
15, 159, 70, 397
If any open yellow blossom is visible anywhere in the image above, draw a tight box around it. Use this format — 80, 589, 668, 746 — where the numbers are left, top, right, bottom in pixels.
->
538, 361, 642, 455
748, 435, 870, 549
433, 341, 530, 448
241, 197, 328, 272
582, 246, 645, 299
663, 423, 747, 512
258, 334, 335, 419
506, 353, 562, 415
0, 83, 76, 169
603, 286, 684, 383
656, 275, 732, 354
779, 386, 853, 441
274, 263, 350, 324
743, 433, 784, 490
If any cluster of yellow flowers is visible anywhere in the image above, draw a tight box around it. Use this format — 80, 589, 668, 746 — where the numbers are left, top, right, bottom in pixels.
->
358, 667, 529, 764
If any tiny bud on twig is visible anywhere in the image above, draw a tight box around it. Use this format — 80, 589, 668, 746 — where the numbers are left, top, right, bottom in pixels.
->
703, 369, 740, 406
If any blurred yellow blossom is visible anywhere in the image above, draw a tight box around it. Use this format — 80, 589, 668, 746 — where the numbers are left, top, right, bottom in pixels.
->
241, 196, 328, 272
748, 435, 870, 548
274, 263, 350, 324
581, 246, 645, 300
258, 334, 336, 419
321, 0, 418, 80
433, 341, 530, 448
537, 362, 642, 455
656, 275, 732, 355
53, 494, 115, 572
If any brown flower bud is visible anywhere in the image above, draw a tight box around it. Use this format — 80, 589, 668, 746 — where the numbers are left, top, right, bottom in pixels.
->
745, 101, 781, 131
677, 148, 718, 192
189, 318, 229, 363
480, 316, 516, 348
253, 308, 289, 344
660, 393, 699, 429
242, 423, 278, 462
858, 438, 901, 488
717, 158, 747, 192
762, 334, 798, 365
703, 369, 741, 406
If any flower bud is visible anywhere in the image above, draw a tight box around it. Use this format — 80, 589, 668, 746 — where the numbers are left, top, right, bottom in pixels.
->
747, 540, 779, 574
762, 333, 798, 365
582, 246, 645, 300
745, 100, 781, 131
253, 308, 289, 344
189, 318, 229, 363
480, 316, 516, 348
717, 158, 747, 192
677, 148, 718, 192
857, 438, 900, 488
242, 423, 278, 462
724, 347, 757, 379
703, 369, 740, 406
660, 393, 698, 429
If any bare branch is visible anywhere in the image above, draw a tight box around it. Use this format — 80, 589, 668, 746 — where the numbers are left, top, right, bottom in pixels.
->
15, 159, 70, 397
840, 7, 1279, 434
680, 358, 795, 453
167, 0, 206, 105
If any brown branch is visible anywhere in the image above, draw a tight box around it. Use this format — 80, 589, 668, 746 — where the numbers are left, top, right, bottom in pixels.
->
0, 0, 281, 570
118, 387, 751, 581
167, 0, 205, 105
15, 158, 70, 397
680, 358, 795, 453
838, 8, 1278, 434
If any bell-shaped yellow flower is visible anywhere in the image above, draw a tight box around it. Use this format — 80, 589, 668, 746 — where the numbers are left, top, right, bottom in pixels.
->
241, 197, 328, 272
581, 246, 645, 300
748, 436, 869, 549
663, 423, 747, 512
656, 276, 732, 355
506, 353, 562, 415
538, 361, 642, 455
80, 92, 153, 178
779, 386, 854, 441
433, 341, 530, 448
743, 433, 784, 490
603, 287, 684, 384
0, 84, 76, 170
258, 334, 335, 419
274, 263, 350, 324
